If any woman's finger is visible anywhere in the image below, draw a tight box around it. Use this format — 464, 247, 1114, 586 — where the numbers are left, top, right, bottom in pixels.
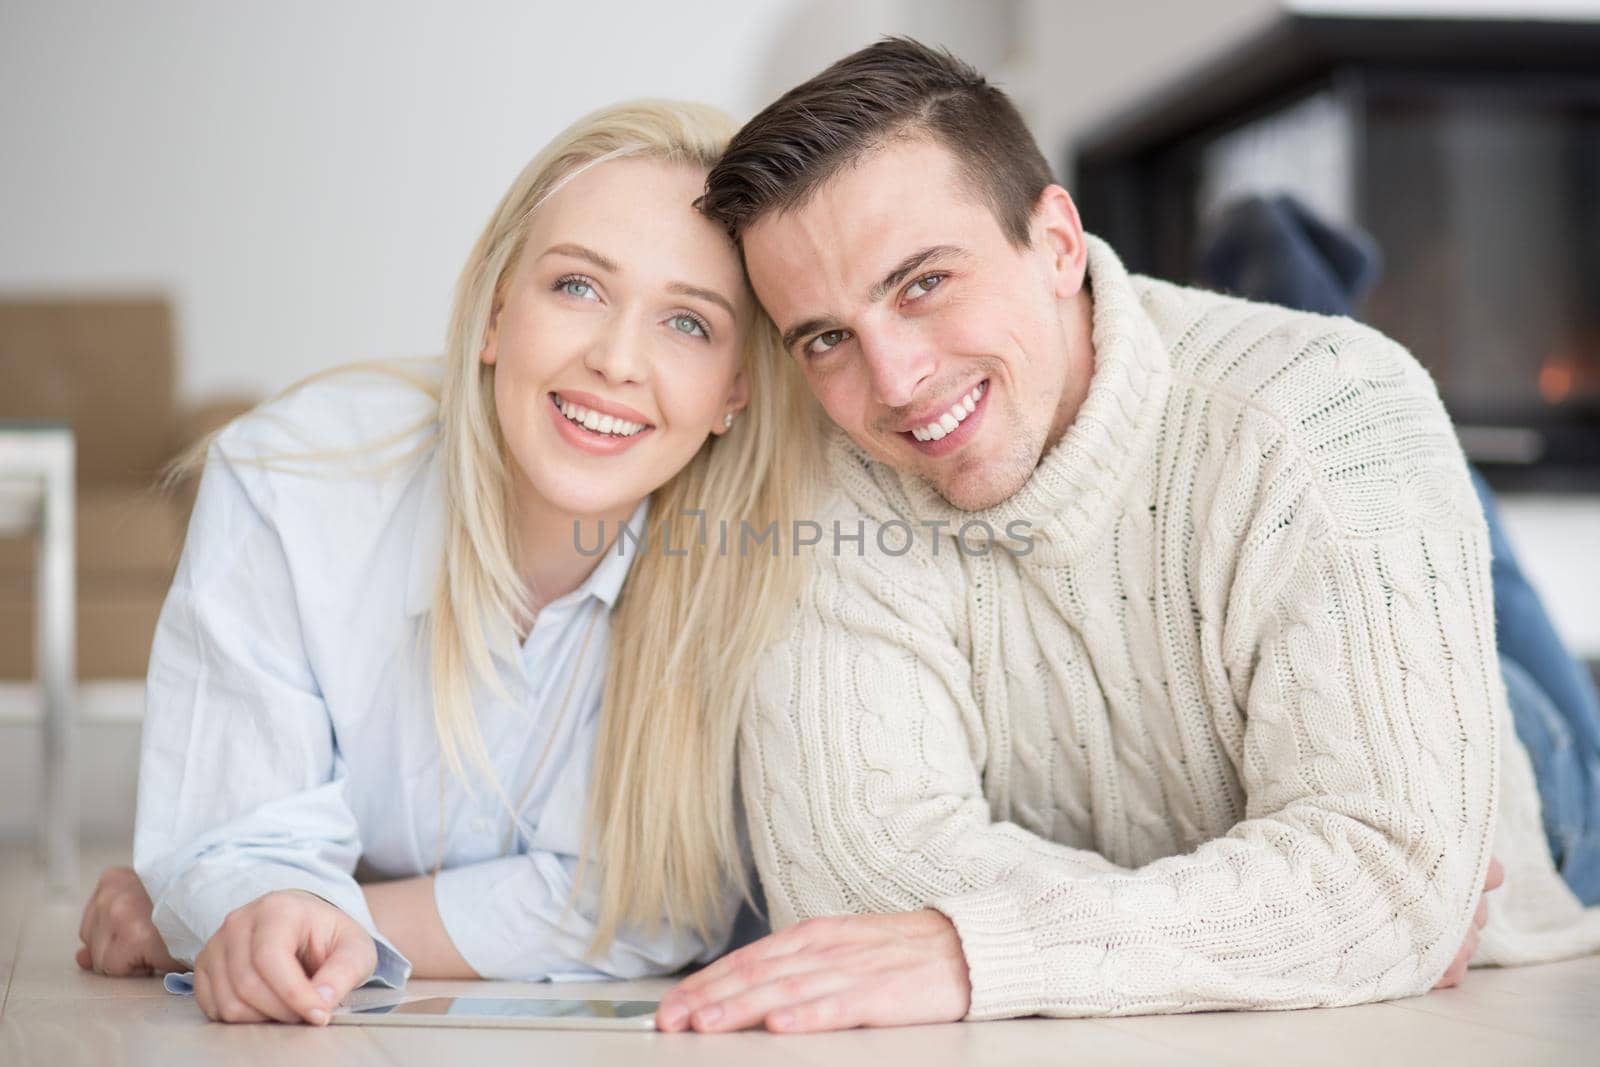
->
194, 967, 215, 1020
77, 891, 99, 946
254, 915, 331, 1025
304, 932, 376, 1011
205, 940, 270, 1024
226, 936, 300, 1024
89, 926, 121, 975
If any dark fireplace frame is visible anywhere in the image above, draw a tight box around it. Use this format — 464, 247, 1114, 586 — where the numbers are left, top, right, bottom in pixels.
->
1073, 15, 1600, 491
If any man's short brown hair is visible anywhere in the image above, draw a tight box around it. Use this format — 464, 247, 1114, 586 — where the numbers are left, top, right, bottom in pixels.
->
699, 37, 1053, 249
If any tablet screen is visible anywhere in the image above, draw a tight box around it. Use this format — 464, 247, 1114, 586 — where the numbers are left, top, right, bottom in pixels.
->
346, 996, 658, 1023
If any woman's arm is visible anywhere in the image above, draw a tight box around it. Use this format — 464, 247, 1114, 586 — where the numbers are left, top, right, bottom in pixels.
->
133, 449, 410, 990
361, 876, 477, 978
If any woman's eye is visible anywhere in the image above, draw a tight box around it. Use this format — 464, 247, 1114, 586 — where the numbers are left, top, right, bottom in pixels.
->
806, 329, 850, 356
906, 273, 945, 299
669, 313, 709, 339
557, 277, 598, 301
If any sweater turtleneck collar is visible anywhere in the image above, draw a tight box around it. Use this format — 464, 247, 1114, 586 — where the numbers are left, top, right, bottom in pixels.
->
868, 234, 1172, 566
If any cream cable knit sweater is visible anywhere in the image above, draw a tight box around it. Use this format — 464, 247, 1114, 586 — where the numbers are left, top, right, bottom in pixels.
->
740, 235, 1600, 1019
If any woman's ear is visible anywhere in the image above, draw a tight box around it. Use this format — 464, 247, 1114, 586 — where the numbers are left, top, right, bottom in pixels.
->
480, 305, 501, 366
714, 369, 750, 435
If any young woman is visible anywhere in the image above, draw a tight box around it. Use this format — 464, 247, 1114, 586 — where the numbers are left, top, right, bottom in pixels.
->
72, 100, 815, 1025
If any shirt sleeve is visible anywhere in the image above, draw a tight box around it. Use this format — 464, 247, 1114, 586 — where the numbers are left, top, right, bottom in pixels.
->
431, 724, 734, 980
132, 449, 410, 990
739, 512, 1501, 1018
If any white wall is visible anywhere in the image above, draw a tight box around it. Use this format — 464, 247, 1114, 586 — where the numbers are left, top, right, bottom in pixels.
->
0, 0, 1305, 407
0, 0, 817, 403
6, 0, 1598, 400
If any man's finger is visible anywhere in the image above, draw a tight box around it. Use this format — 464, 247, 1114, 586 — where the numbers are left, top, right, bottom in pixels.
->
659, 929, 815, 1029
254, 918, 331, 1025
75, 946, 91, 971
1485, 857, 1505, 892
676, 945, 843, 1020
689, 961, 858, 1033
1474, 895, 1488, 930
767, 991, 868, 1033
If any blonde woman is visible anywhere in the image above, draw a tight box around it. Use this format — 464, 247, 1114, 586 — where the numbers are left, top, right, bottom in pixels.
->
72, 100, 815, 1025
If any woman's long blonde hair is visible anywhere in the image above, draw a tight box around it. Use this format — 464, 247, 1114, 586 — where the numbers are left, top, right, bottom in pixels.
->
431, 100, 816, 953
176, 101, 817, 955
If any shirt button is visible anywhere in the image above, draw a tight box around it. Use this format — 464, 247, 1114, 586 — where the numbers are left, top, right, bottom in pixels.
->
470, 817, 492, 834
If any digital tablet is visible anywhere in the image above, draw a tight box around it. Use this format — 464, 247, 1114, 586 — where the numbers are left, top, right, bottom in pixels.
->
329, 996, 659, 1031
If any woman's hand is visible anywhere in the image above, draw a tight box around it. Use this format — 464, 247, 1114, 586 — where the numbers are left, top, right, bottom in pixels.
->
1433, 856, 1505, 989
192, 889, 377, 1025
76, 866, 185, 977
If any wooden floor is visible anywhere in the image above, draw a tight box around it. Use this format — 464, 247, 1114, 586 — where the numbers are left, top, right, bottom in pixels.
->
3, 842, 1597, 1066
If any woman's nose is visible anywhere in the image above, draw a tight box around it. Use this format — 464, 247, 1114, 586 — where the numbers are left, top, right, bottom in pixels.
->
582, 313, 650, 384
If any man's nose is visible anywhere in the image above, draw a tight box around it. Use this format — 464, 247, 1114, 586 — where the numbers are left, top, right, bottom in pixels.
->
857, 322, 934, 410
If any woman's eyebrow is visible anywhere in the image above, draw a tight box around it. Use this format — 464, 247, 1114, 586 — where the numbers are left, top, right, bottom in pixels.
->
539, 243, 619, 272
538, 243, 734, 318
667, 282, 737, 319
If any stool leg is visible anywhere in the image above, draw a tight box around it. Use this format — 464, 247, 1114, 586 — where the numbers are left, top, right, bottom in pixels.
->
38, 437, 78, 892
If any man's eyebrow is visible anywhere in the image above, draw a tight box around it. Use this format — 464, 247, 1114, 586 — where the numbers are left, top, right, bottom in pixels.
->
667, 282, 737, 320
781, 245, 970, 352
539, 243, 619, 273
868, 244, 968, 303
782, 316, 835, 353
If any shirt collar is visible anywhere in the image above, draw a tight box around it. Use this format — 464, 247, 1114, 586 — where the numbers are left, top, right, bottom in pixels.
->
562, 495, 650, 610
406, 449, 651, 617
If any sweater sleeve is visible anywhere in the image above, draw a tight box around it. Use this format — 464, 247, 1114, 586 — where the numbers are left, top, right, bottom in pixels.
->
739, 517, 1499, 1018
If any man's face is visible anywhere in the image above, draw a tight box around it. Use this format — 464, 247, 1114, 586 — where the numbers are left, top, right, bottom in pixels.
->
741, 136, 1090, 511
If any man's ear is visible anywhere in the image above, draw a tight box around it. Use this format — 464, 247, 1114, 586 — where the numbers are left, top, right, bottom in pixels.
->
1031, 184, 1089, 300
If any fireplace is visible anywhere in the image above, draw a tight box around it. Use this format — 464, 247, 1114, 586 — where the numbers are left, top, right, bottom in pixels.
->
1073, 15, 1600, 490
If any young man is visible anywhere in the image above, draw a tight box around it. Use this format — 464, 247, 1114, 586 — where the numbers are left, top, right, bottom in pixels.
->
657, 38, 1600, 1033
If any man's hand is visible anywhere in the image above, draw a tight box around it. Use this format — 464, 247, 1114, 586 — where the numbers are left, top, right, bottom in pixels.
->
1433, 856, 1505, 989
192, 889, 377, 1025
75, 866, 184, 977
656, 908, 971, 1034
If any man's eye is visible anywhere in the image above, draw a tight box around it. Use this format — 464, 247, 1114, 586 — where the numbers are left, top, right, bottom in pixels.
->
906, 273, 945, 299
806, 329, 851, 356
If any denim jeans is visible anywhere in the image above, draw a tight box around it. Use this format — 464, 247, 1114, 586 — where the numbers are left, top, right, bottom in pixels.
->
1473, 469, 1600, 905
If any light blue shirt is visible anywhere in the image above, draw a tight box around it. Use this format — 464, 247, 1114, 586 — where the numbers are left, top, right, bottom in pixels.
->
132, 364, 723, 993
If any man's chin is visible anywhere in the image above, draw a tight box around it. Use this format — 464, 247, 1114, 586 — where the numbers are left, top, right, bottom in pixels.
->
924, 440, 1041, 512
927, 464, 1027, 513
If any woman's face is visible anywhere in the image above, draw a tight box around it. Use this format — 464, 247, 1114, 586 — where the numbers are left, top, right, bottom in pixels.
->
482, 156, 752, 522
